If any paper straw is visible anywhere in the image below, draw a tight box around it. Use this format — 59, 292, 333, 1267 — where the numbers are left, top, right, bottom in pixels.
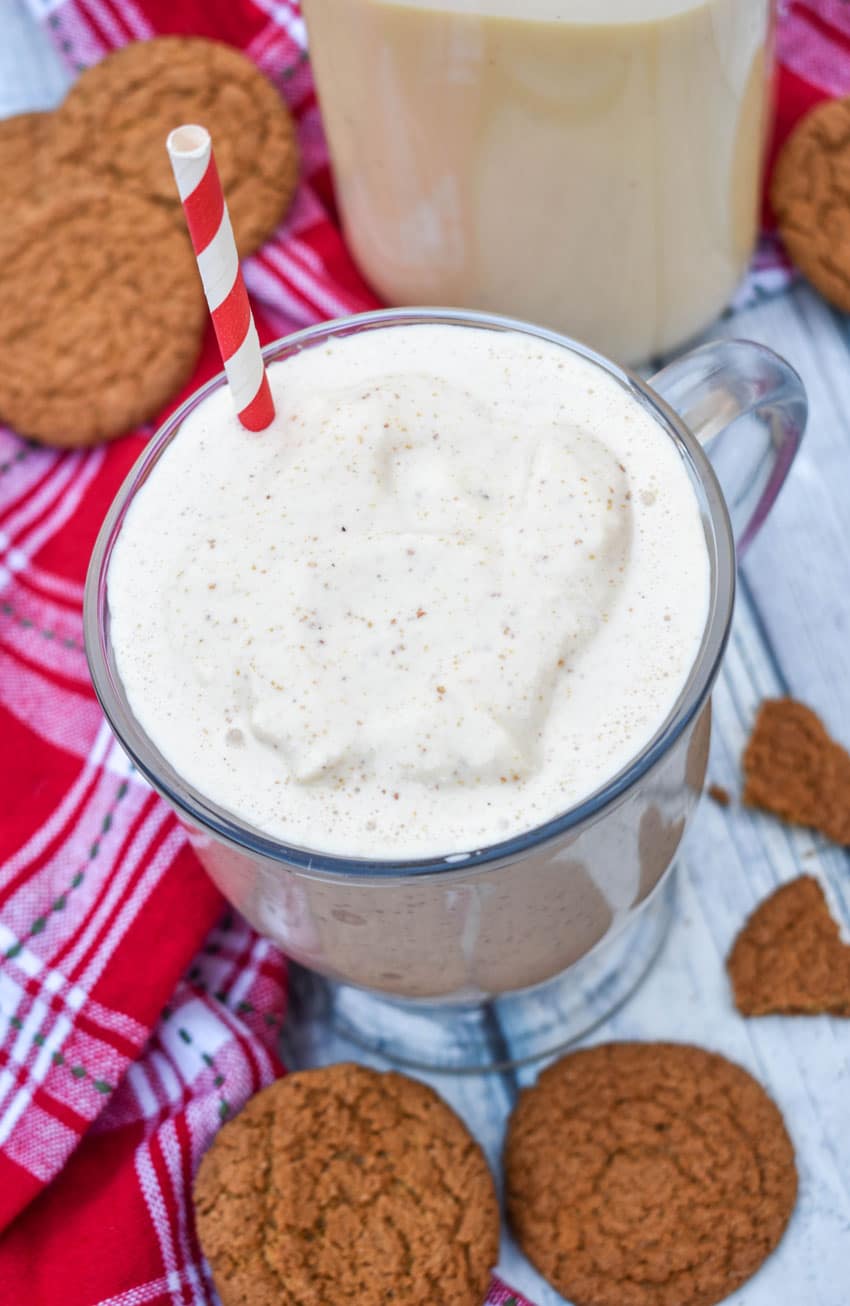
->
167, 124, 275, 432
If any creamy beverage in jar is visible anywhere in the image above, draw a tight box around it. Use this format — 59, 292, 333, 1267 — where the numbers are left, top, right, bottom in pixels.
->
107, 323, 710, 862
302, 0, 772, 363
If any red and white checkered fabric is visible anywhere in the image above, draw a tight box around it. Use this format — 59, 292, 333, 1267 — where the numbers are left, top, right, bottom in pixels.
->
0, 0, 846, 1301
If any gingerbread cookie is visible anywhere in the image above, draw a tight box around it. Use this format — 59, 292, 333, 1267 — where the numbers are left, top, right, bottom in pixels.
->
771, 96, 850, 311
743, 698, 850, 845
0, 111, 53, 205
728, 874, 850, 1017
0, 183, 205, 446
505, 1042, 796, 1306
194, 1064, 499, 1306
52, 37, 299, 256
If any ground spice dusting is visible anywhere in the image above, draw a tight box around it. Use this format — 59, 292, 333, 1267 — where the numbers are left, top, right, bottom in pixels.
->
108, 325, 711, 859
742, 698, 850, 845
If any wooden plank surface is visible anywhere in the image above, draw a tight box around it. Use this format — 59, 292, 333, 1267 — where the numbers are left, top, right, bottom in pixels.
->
5, 5, 850, 1301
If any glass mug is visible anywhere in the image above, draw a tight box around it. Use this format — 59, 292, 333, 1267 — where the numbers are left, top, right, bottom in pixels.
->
85, 309, 806, 1071
302, 0, 775, 365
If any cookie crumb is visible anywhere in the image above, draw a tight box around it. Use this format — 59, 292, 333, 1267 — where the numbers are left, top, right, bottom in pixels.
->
708, 782, 731, 807
742, 698, 850, 845
728, 874, 850, 1016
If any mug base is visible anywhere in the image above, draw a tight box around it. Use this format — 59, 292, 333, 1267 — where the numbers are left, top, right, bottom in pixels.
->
281, 870, 676, 1074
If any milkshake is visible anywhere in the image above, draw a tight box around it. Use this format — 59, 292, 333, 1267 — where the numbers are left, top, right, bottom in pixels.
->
303, 0, 772, 363
87, 307, 806, 1043
107, 323, 709, 863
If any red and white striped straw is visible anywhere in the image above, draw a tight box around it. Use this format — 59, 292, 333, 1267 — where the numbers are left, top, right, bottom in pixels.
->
166, 124, 275, 432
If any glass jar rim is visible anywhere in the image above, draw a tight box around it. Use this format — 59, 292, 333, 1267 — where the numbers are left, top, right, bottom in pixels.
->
83, 307, 735, 880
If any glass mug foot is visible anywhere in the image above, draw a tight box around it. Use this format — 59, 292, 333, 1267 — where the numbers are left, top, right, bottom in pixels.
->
282, 873, 676, 1074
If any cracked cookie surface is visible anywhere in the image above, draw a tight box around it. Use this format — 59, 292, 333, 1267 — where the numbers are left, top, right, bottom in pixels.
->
505, 1041, 796, 1306
728, 874, 850, 1016
0, 111, 53, 206
0, 183, 205, 445
771, 95, 850, 311
193, 1063, 499, 1306
52, 36, 299, 256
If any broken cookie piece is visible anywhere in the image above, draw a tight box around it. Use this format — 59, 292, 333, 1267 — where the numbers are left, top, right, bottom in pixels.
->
728, 874, 850, 1017
742, 698, 850, 845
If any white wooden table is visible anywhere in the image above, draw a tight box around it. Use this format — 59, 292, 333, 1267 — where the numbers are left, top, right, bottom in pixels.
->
4, 5, 849, 1302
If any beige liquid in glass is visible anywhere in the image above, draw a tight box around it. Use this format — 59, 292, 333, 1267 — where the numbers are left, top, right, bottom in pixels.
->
303, 0, 772, 363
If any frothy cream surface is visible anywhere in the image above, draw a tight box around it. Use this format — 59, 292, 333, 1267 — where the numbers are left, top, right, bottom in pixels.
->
108, 324, 710, 858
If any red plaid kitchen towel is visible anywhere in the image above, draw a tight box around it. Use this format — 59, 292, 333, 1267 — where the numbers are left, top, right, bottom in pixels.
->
0, 0, 844, 1302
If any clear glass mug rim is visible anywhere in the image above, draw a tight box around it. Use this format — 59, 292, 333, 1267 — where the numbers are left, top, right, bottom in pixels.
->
84, 306, 735, 881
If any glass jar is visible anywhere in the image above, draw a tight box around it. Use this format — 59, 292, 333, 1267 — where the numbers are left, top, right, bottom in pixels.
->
303, 0, 774, 365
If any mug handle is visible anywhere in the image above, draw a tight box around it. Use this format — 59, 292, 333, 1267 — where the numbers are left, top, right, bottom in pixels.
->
649, 339, 807, 555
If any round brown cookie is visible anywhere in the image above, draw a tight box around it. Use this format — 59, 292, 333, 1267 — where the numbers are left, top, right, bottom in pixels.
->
505, 1042, 796, 1306
0, 183, 205, 446
52, 37, 299, 256
193, 1064, 499, 1306
771, 96, 850, 311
